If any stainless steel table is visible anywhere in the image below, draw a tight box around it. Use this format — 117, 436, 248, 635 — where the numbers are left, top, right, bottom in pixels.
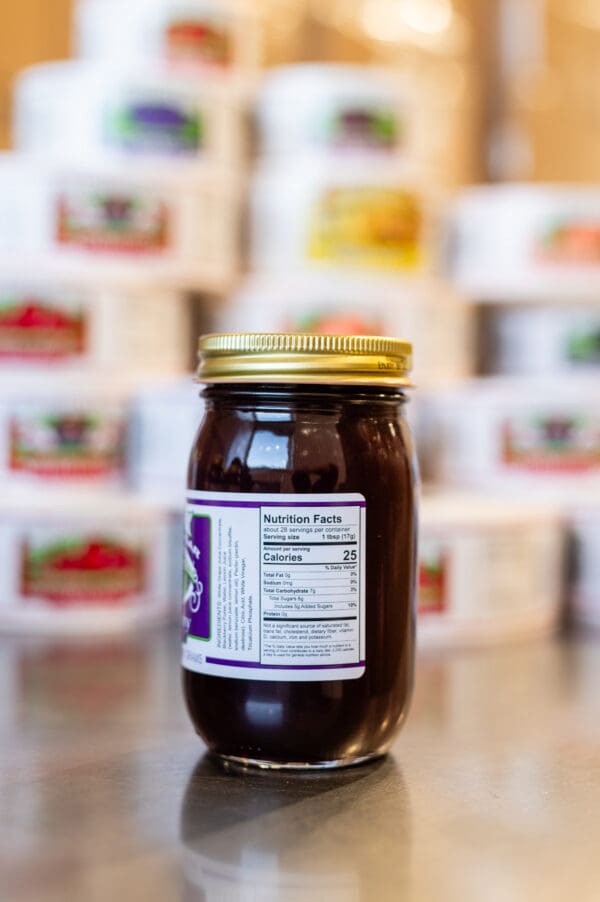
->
1, 629, 599, 901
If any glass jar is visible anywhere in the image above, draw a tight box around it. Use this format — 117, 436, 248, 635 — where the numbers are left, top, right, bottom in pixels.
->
182, 333, 418, 769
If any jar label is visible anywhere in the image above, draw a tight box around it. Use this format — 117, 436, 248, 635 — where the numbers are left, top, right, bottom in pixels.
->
182, 491, 366, 681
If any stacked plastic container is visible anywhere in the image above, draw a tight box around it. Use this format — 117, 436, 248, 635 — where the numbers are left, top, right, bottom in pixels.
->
0, 0, 262, 633
220, 64, 474, 389
213, 63, 504, 648
418, 184, 600, 643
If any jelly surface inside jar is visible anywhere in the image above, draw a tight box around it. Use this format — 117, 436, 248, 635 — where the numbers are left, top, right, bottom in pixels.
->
184, 384, 417, 768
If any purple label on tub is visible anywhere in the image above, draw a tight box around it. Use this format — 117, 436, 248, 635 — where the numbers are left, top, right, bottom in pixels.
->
183, 513, 210, 641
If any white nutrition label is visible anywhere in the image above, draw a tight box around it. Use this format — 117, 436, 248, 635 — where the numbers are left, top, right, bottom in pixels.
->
182, 491, 366, 681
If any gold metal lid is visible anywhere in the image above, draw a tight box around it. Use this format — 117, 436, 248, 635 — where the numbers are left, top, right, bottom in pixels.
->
196, 333, 413, 386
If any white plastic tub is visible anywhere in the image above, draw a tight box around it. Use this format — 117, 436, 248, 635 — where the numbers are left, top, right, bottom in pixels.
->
0, 372, 141, 489
219, 273, 474, 385
256, 64, 409, 160
0, 491, 174, 634
418, 491, 564, 647
129, 377, 204, 507
0, 278, 189, 373
421, 377, 600, 496
75, 0, 261, 73
250, 157, 435, 274
450, 184, 600, 300
255, 62, 478, 190
485, 304, 600, 375
14, 61, 244, 167
0, 154, 240, 291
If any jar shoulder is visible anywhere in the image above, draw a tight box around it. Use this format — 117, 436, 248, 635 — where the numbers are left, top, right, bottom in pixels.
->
189, 402, 416, 495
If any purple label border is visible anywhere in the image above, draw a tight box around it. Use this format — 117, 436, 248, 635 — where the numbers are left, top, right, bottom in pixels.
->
188, 498, 366, 509
206, 657, 365, 670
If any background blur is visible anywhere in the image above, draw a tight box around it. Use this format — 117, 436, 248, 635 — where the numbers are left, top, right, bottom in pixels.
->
0, 0, 599, 643
8, 0, 600, 180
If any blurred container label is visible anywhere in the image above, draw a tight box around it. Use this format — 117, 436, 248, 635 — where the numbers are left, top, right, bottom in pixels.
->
105, 97, 203, 155
21, 531, 147, 605
55, 191, 170, 254
501, 414, 600, 473
321, 107, 402, 153
9, 410, 124, 478
418, 540, 448, 615
286, 308, 383, 336
164, 16, 231, 66
0, 295, 87, 361
307, 188, 423, 270
535, 219, 600, 265
566, 326, 600, 366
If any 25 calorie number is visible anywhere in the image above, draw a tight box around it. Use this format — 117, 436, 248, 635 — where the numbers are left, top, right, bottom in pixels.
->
343, 549, 358, 561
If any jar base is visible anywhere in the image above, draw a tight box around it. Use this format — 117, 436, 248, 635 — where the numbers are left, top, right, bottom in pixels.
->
214, 750, 387, 772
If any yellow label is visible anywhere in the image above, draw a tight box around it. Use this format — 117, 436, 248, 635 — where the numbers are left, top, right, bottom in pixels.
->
307, 188, 424, 270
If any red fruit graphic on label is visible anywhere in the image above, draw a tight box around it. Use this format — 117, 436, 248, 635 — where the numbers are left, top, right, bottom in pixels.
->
537, 221, 600, 264
52, 541, 136, 572
418, 551, 447, 614
0, 299, 87, 360
165, 19, 231, 65
288, 312, 383, 336
22, 537, 147, 606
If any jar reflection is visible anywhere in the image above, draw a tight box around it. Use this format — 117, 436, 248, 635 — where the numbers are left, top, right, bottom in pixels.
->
180, 754, 411, 901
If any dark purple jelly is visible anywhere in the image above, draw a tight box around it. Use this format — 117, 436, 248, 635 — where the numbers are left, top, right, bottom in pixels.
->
183, 383, 417, 768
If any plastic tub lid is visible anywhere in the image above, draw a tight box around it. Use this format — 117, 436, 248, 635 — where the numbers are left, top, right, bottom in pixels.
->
420, 489, 563, 529
0, 487, 172, 519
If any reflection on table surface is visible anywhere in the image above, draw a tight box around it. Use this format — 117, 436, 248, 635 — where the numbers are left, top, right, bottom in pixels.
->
0, 628, 599, 901
181, 755, 409, 901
